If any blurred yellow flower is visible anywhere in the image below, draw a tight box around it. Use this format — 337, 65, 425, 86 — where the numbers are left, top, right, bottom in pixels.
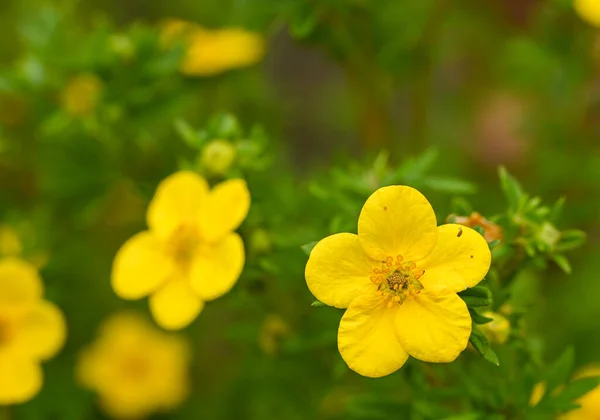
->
112, 171, 250, 330
305, 186, 491, 377
575, 0, 600, 27
161, 19, 265, 77
479, 311, 510, 345
0, 258, 66, 404
562, 365, 600, 419
61, 73, 103, 117
529, 381, 547, 407
77, 312, 190, 419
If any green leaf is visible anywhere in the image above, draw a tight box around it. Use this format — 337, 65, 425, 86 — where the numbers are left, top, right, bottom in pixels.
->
461, 296, 493, 307
311, 300, 325, 307
174, 119, 203, 149
544, 347, 575, 395
395, 148, 439, 182
556, 230, 586, 252
498, 166, 525, 210
301, 241, 318, 256
551, 254, 572, 275
554, 377, 600, 405
459, 286, 493, 308
549, 197, 566, 223
469, 308, 494, 324
469, 325, 500, 366
421, 176, 477, 195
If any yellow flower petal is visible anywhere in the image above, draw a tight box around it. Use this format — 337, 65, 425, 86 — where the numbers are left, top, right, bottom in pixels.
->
181, 28, 265, 76
190, 233, 244, 301
112, 231, 173, 299
338, 294, 409, 378
305, 233, 378, 308
13, 301, 66, 360
358, 186, 437, 261
418, 224, 491, 294
150, 280, 204, 330
0, 258, 43, 317
199, 179, 250, 243
575, 0, 600, 27
0, 357, 42, 404
147, 171, 209, 239
395, 290, 471, 363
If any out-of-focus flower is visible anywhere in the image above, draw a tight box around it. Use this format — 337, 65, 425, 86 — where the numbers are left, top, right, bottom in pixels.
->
562, 365, 600, 419
61, 74, 103, 117
451, 212, 503, 243
305, 186, 491, 377
529, 381, 547, 407
200, 139, 237, 175
0, 258, 66, 404
77, 312, 190, 419
0, 224, 49, 270
161, 19, 265, 77
259, 314, 290, 355
479, 311, 510, 345
575, 0, 600, 27
112, 171, 250, 330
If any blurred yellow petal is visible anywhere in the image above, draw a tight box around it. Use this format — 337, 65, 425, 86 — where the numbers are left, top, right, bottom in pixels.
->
418, 224, 491, 293
305, 233, 378, 308
0, 258, 43, 317
181, 28, 265, 76
150, 280, 204, 330
112, 231, 173, 299
0, 225, 22, 257
147, 171, 209, 239
575, 0, 600, 27
0, 357, 42, 404
395, 290, 471, 363
190, 233, 244, 301
338, 294, 409, 378
199, 179, 250, 243
13, 301, 66, 360
358, 186, 437, 261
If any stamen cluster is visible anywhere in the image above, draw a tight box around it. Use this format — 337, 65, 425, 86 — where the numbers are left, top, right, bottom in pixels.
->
370, 255, 425, 307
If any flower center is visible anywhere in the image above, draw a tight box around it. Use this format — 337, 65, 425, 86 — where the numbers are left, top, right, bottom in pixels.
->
168, 225, 200, 269
370, 255, 425, 307
119, 354, 151, 382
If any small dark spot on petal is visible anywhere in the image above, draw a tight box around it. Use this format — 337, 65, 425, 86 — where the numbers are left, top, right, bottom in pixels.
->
383, 206, 388, 210
470, 255, 473, 258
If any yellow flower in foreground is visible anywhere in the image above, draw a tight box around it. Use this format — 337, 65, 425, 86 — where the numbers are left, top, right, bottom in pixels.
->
112, 171, 250, 330
305, 186, 491, 378
161, 19, 265, 77
61, 73, 103, 117
575, 0, 600, 27
77, 312, 190, 419
562, 365, 600, 419
0, 258, 66, 404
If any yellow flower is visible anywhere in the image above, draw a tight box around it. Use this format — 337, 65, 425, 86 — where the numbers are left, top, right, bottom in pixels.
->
0, 258, 66, 404
479, 311, 510, 345
61, 73, 102, 117
77, 312, 190, 419
305, 186, 491, 378
562, 365, 600, 419
111, 171, 250, 330
575, 0, 600, 27
161, 19, 265, 77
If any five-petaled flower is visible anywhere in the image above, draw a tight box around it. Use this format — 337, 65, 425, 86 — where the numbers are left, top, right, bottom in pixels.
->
77, 312, 191, 419
305, 186, 491, 377
0, 258, 66, 404
111, 171, 250, 330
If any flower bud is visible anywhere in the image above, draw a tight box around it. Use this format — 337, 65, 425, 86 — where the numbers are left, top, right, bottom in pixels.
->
61, 74, 103, 117
200, 139, 236, 175
479, 311, 510, 345
451, 212, 503, 243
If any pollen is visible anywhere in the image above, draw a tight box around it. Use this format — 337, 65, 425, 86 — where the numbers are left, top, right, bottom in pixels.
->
168, 225, 201, 269
373, 256, 425, 307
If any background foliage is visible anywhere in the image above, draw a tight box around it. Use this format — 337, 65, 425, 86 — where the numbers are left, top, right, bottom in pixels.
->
1, 0, 600, 419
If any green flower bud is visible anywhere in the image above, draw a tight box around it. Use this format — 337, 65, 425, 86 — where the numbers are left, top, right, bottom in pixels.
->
200, 139, 236, 175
